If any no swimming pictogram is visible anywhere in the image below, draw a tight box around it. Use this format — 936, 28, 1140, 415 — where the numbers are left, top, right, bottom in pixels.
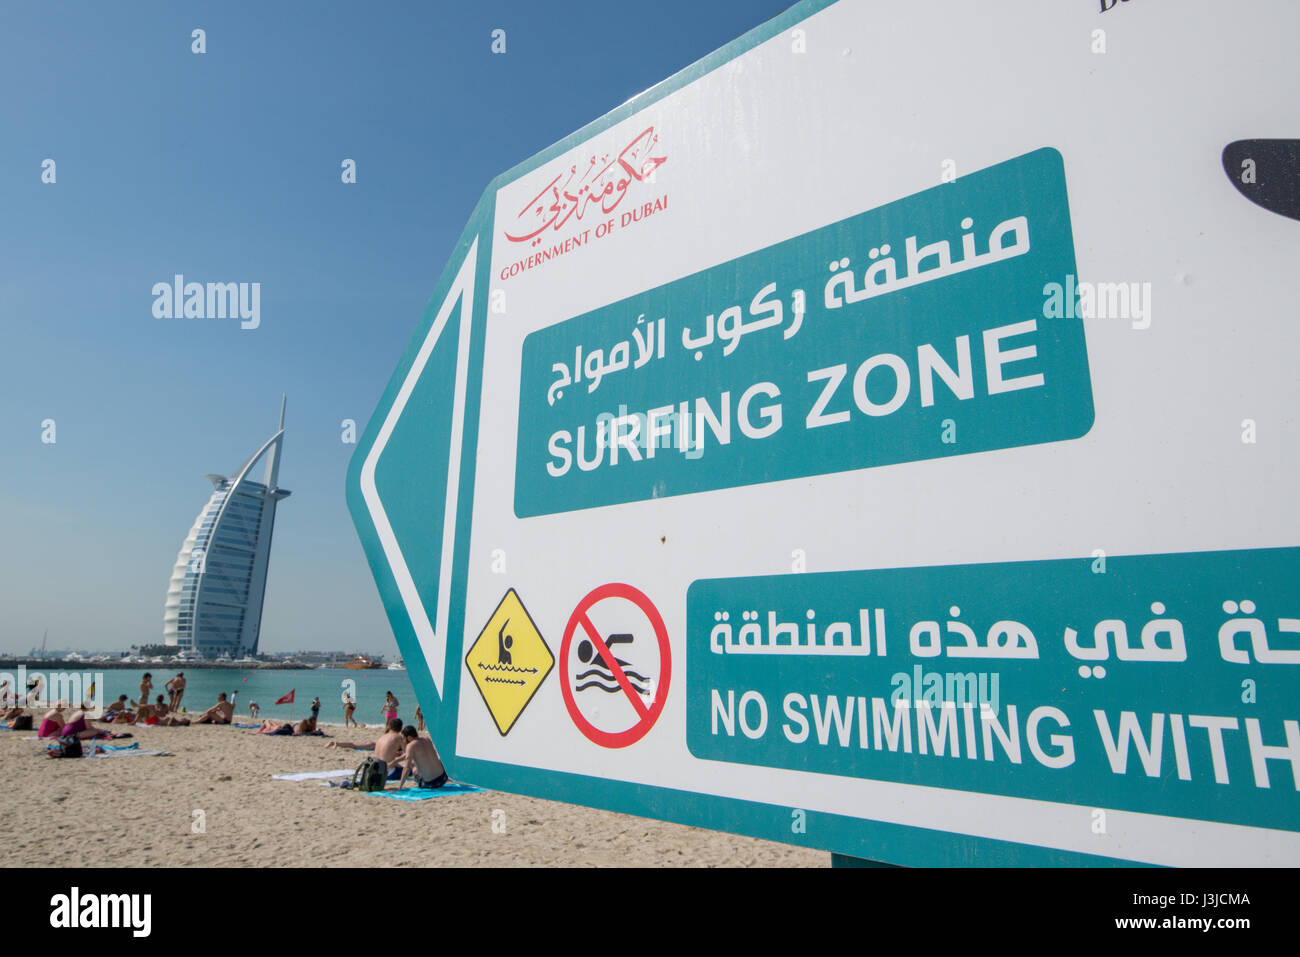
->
559, 583, 671, 748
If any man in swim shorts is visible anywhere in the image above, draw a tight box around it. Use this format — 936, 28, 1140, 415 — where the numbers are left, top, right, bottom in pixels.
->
396, 726, 448, 790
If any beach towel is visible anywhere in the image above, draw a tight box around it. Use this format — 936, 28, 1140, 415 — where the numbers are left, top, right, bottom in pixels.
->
273, 769, 354, 781
88, 748, 172, 758
233, 723, 261, 729
94, 742, 139, 752
360, 782, 484, 800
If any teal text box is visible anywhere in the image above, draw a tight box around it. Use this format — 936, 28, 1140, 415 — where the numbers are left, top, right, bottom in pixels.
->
516, 147, 1092, 517
686, 546, 1300, 833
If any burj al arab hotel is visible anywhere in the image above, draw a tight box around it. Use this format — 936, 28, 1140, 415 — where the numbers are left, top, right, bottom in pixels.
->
162, 399, 291, 658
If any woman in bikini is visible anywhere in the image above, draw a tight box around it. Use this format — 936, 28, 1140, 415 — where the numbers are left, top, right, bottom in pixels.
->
37, 702, 67, 738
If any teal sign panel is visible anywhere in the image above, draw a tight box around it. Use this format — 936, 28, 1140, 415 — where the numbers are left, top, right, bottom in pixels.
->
516, 147, 1092, 518
687, 545, 1300, 833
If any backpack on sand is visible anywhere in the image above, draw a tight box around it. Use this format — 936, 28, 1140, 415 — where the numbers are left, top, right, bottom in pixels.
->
47, 734, 83, 758
353, 757, 387, 792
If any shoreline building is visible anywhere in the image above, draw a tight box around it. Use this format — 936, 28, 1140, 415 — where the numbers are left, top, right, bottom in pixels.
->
162, 399, 291, 658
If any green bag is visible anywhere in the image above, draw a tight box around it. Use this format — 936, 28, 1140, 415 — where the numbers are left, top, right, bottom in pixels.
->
353, 757, 387, 792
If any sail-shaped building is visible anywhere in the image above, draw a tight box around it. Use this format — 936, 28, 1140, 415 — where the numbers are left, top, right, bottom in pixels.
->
162, 399, 291, 658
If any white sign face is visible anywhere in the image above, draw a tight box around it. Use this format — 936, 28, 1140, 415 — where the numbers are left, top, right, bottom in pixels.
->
349, 0, 1300, 866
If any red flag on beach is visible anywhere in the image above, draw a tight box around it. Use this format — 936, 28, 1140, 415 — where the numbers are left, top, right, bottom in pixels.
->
276, 689, 295, 705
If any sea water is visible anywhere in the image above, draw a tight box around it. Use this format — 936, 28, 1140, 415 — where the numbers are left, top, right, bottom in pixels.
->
89, 667, 417, 727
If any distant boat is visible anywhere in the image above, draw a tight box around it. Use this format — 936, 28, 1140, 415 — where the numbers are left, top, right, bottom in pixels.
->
344, 656, 381, 670
386, 661, 405, 671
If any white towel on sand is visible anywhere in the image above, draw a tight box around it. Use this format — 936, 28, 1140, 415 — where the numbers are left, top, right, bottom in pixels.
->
273, 769, 355, 781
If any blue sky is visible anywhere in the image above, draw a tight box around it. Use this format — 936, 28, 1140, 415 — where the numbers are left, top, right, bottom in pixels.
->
0, 0, 797, 654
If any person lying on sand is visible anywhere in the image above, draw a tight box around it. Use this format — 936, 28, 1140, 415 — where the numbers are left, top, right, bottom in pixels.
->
255, 715, 320, 736
396, 726, 447, 790
191, 692, 235, 725
325, 717, 403, 762
157, 713, 190, 726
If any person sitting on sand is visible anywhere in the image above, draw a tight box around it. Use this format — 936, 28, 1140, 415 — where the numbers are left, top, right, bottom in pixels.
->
191, 692, 235, 725
104, 695, 131, 720
1, 691, 25, 722
396, 726, 447, 790
60, 706, 109, 740
295, 714, 318, 735
154, 695, 170, 717
37, 702, 67, 738
249, 701, 259, 719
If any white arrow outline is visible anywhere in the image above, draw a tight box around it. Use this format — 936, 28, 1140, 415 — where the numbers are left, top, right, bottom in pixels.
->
360, 239, 478, 696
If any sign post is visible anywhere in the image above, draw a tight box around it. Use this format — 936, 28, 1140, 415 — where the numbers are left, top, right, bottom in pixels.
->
348, 0, 1300, 866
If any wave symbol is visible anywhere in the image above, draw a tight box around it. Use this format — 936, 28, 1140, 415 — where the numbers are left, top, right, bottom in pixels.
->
477, 662, 539, 675
575, 667, 650, 695
483, 675, 527, 686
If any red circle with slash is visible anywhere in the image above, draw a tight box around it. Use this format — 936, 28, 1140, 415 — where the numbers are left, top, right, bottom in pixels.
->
559, 583, 671, 748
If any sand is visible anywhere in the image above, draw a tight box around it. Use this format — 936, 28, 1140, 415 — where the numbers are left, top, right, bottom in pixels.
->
0, 722, 824, 867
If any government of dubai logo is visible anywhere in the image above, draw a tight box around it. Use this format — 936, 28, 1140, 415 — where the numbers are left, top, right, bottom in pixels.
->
502, 126, 668, 251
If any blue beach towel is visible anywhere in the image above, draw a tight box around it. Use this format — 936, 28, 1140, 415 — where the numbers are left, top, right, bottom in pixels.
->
363, 782, 485, 800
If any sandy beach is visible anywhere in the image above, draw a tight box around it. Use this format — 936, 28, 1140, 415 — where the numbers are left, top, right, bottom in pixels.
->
0, 722, 823, 867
